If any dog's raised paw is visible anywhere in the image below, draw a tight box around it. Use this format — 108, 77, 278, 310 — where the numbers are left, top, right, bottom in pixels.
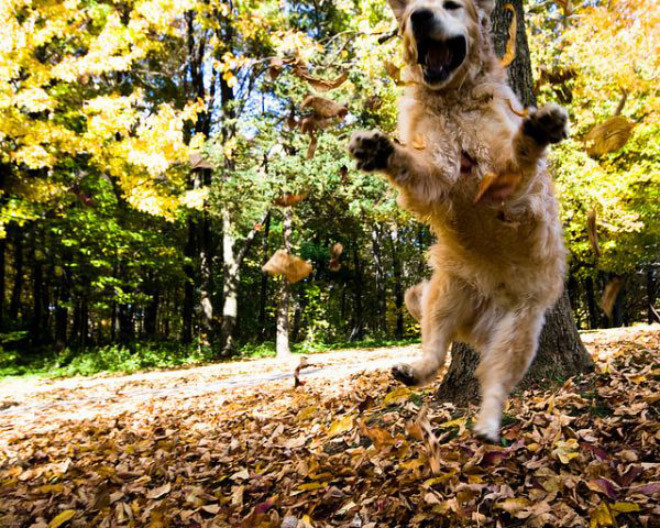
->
348, 130, 394, 172
523, 104, 569, 145
391, 363, 420, 386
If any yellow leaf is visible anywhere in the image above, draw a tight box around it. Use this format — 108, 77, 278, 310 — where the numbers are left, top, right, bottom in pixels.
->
327, 414, 354, 438
611, 502, 641, 513
552, 439, 580, 464
297, 482, 327, 491
423, 471, 457, 487
590, 502, 614, 528
298, 406, 316, 421
382, 386, 412, 406
48, 510, 75, 528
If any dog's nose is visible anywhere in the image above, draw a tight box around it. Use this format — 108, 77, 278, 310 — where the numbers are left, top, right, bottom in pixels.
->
410, 8, 434, 34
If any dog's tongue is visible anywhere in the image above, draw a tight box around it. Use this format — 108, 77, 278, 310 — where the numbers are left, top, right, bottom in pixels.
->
427, 43, 452, 69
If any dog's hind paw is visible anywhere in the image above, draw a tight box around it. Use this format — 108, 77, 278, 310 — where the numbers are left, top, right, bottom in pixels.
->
348, 130, 394, 172
523, 103, 569, 145
392, 363, 421, 386
473, 418, 500, 443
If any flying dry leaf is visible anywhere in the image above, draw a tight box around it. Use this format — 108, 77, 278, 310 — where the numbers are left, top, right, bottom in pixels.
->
587, 209, 600, 257
48, 510, 75, 528
274, 193, 307, 207
300, 95, 347, 119
189, 153, 214, 170
584, 115, 636, 157
499, 4, 517, 67
262, 249, 313, 283
602, 277, 624, 320
384, 61, 401, 84
329, 242, 343, 271
299, 114, 331, 134
307, 133, 318, 159
268, 57, 285, 80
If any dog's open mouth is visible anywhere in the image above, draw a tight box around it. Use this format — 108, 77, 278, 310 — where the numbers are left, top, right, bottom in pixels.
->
417, 36, 467, 85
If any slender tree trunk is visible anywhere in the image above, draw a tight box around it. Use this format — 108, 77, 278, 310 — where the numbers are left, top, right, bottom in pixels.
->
585, 275, 599, 329
0, 236, 4, 330
371, 226, 388, 335
144, 272, 159, 338
221, 210, 240, 354
349, 237, 365, 341
54, 266, 69, 350
437, 0, 592, 404
647, 266, 657, 324
259, 214, 271, 339
182, 216, 196, 343
389, 226, 405, 339
9, 226, 23, 321
199, 203, 215, 341
276, 207, 293, 359
31, 235, 45, 346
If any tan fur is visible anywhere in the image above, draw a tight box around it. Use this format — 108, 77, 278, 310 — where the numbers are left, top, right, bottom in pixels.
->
349, 0, 568, 441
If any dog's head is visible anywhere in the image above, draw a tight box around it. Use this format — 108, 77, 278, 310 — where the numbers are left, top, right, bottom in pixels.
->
388, 0, 494, 90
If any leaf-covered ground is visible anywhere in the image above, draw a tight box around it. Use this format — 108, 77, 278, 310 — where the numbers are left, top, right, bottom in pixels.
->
0, 327, 658, 527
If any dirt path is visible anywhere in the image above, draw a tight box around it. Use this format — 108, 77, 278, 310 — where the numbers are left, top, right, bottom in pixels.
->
0, 344, 421, 432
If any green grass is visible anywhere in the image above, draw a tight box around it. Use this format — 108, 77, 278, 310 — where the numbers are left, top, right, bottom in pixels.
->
0, 336, 421, 381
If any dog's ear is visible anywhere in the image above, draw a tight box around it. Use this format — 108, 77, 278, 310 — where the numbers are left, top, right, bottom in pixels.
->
387, 0, 408, 22
474, 0, 495, 16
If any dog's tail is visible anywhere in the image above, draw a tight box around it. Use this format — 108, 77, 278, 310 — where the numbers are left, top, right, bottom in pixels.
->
404, 280, 429, 322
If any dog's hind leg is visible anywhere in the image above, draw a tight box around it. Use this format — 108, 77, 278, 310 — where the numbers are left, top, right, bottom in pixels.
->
392, 275, 464, 386
473, 307, 545, 442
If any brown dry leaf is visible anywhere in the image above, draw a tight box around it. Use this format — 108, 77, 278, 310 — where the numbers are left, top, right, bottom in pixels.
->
268, 57, 285, 80
273, 193, 307, 207
300, 95, 347, 119
474, 170, 523, 204
499, 3, 517, 67
585, 115, 636, 157
329, 242, 343, 271
384, 61, 401, 84
146, 483, 171, 499
262, 249, 313, 283
328, 414, 354, 438
602, 277, 624, 319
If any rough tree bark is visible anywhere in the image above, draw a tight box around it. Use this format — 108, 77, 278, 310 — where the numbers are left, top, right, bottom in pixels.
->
437, 0, 593, 404
276, 207, 293, 359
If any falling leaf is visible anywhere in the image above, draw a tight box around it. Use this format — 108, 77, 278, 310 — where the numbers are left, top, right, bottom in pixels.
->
602, 277, 624, 319
300, 95, 347, 119
499, 4, 517, 67
585, 115, 636, 157
262, 249, 313, 283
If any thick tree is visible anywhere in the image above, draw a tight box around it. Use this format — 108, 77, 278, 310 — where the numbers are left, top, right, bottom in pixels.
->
437, 0, 594, 404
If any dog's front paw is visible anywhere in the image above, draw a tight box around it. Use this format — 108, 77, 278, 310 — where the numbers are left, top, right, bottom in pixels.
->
392, 363, 422, 386
523, 104, 569, 145
348, 130, 394, 171
473, 416, 500, 443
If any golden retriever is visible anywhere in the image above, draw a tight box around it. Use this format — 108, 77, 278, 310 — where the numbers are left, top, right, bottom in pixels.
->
349, 0, 568, 441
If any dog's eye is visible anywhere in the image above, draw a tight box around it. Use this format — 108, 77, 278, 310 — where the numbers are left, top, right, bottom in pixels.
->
444, 1, 462, 9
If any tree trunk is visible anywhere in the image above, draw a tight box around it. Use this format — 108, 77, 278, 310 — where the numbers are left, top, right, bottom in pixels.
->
259, 214, 271, 339
182, 216, 196, 343
648, 265, 658, 324
0, 236, 5, 330
349, 237, 365, 341
9, 226, 23, 321
585, 275, 599, 329
220, 210, 240, 355
276, 207, 293, 359
54, 266, 69, 350
199, 197, 215, 342
437, 0, 593, 404
144, 272, 159, 338
389, 226, 405, 339
371, 226, 388, 335
31, 235, 45, 346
